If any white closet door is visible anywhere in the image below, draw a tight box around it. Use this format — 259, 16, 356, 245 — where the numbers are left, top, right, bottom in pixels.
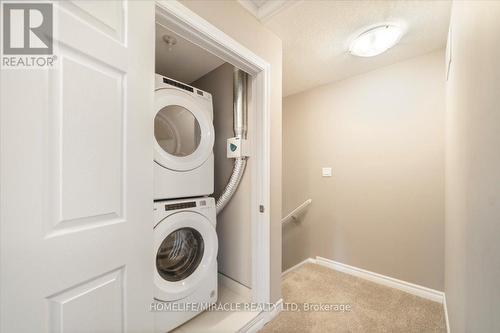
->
0, 1, 154, 332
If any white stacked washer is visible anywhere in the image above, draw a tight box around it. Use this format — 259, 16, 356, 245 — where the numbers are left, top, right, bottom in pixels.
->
154, 74, 214, 200
153, 75, 217, 332
152, 197, 218, 332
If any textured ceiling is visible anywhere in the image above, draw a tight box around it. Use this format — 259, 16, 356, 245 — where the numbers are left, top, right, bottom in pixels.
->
261, 0, 452, 96
155, 23, 225, 84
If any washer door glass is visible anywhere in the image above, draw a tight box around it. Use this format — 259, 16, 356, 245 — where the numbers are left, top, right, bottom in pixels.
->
154, 105, 201, 157
156, 227, 204, 282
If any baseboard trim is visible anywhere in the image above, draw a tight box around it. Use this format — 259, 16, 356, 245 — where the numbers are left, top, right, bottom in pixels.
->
238, 298, 283, 333
282, 258, 316, 276
443, 294, 450, 333
314, 256, 445, 303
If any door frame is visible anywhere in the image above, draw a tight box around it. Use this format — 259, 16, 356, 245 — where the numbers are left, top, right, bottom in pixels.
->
155, 1, 272, 305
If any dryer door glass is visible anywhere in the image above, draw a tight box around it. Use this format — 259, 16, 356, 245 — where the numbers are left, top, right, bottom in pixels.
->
156, 227, 204, 282
154, 105, 201, 157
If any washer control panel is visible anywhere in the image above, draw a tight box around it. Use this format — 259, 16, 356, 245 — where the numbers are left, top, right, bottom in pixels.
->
164, 201, 196, 211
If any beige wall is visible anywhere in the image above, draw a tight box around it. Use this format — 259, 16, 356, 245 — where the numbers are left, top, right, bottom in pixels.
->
181, 0, 283, 302
283, 50, 445, 290
193, 63, 252, 287
445, 2, 500, 332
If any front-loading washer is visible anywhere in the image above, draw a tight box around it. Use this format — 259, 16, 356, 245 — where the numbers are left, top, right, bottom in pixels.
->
154, 74, 215, 200
152, 197, 218, 333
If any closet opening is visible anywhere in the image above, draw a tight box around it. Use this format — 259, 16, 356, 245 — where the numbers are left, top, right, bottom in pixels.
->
153, 2, 272, 332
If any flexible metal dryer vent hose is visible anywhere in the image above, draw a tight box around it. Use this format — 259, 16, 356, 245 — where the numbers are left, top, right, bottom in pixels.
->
216, 68, 248, 214
216, 158, 247, 214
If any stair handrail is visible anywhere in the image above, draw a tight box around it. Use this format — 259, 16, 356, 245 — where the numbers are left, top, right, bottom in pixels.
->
281, 199, 312, 224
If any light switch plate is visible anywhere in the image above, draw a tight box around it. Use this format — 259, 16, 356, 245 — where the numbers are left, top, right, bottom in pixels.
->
322, 167, 332, 177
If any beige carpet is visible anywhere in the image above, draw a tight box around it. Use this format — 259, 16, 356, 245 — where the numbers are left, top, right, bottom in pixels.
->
261, 263, 446, 333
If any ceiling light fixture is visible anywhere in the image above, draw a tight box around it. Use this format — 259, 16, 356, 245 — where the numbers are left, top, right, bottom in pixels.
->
162, 35, 177, 51
349, 24, 404, 57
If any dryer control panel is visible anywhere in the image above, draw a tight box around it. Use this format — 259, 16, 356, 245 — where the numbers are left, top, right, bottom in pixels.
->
156, 74, 212, 101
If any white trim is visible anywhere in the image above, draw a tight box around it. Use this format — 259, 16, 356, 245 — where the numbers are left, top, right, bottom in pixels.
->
237, 0, 259, 18
154, 0, 272, 305
237, 0, 300, 22
238, 298, 283, 333
315, 257, 445, 303
281, 258, 315, 276
257, 0, 299, 22
250, 67, 272, 304
443, 294, 451, 333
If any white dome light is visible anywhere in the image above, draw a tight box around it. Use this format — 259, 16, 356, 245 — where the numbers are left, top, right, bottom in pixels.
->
349, 24, 404, 57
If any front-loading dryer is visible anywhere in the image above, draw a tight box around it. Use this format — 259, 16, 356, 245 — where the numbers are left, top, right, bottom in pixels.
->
154, 74, 215, 200
152, 197, 218, 332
